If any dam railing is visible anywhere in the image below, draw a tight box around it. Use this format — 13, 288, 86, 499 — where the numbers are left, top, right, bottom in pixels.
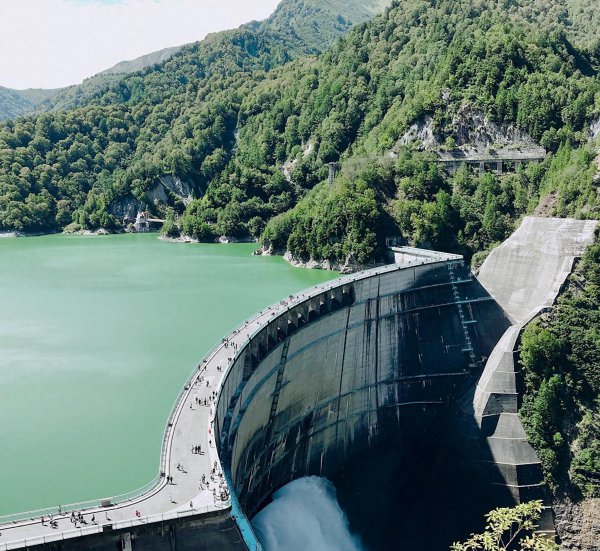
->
0, 475, 160, 527
0, 504, 229, 551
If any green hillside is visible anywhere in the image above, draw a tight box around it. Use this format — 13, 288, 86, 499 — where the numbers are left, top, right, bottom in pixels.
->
0, 86, 61, 121
0, 0, 597, 256
0, 0, 388, 122
0, 0, 392, 233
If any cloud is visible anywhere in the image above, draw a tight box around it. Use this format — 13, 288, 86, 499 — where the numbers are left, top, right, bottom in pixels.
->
0, 0, 280, 89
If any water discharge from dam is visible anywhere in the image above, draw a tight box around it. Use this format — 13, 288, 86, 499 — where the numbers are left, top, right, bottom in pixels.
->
252, 477, 364, 551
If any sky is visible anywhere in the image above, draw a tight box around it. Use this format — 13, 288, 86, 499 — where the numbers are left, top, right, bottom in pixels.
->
0, 0, 281, 90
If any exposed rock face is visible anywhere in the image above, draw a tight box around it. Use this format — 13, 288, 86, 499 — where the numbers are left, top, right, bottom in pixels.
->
157, 175, 193, 204
398, 105, 536, 151
283, 251, 376, 273
108, 197, 142, 220
146, 182, 170, 205
109, 175, 193, 224
399, 116, 439, 148
216, 235, 255, 244
281, 141, 314, 183
281, 160, 297, 183
555, 499, 600, 550
533, 190, 560, 217
590, 118, 600, 139
452, 104, 534, 148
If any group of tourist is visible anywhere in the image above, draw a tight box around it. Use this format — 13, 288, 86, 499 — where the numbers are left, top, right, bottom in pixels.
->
40, 509, 102, 530
40, 514, 58, 529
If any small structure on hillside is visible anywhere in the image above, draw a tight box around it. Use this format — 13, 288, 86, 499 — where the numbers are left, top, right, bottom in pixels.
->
437, 145, 546, 175
327, 162, 341, 184
130, 212, 165, 233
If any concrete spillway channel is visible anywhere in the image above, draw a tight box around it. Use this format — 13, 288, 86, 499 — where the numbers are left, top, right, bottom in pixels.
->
0, 217, 596, 551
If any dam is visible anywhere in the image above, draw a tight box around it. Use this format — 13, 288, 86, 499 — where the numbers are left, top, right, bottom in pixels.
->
0, 217, 596, 550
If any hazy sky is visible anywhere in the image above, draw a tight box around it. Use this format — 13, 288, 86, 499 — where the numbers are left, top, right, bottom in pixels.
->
0, 0, 281, 90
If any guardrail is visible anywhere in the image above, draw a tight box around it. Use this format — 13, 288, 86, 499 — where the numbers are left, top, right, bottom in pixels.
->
0, 503, 231, 551
0, 475, 161, 526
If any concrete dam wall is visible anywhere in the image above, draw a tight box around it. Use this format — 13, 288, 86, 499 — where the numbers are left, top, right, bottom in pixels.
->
215, 254, 511, 520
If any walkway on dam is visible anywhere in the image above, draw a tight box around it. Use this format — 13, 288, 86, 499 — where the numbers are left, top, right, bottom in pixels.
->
0, 249, 461, 550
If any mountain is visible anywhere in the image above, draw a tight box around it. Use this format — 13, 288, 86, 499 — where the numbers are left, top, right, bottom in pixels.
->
0, 0, 389, 122
0, 45, 184, 121
30, 45, 188, 116
0, 0, 393, 231
0, 86, 62, 121
0, 0, 597, 241
98, 45, 185, 76
257, 0, 389, 54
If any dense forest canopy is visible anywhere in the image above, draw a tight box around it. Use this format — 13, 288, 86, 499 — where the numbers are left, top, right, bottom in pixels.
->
0, 0, 393, 235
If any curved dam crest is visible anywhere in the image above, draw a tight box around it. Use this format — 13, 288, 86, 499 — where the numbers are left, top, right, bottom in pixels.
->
0, 217, 596, 551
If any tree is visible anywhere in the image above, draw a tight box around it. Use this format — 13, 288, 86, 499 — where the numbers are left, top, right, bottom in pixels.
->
451, 501, 557, 551
161, 208, 179, 239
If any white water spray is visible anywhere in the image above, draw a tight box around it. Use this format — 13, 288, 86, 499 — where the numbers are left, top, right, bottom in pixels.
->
251, 476, 365, 551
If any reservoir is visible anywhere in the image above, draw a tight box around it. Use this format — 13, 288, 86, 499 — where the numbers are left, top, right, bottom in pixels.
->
0, 234, 337, 516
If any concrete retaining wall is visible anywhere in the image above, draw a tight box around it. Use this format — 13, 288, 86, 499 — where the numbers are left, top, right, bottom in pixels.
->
11, 510, 245, 551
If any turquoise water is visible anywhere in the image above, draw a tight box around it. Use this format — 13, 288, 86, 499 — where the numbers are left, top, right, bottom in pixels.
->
0, 234, 337, 515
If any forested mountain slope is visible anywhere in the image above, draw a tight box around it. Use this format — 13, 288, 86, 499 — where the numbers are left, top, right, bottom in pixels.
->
0, 86, 62, 122
0, 0, 597, 258
0, 0, 386, 122
180, 0, 600, 264
0, 48, 183, 122
0, 45, 186, 122
0, 0, 391, 232
98, 45, 185, 77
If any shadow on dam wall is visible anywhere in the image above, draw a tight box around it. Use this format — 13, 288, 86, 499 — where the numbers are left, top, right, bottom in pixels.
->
215, 258, 517, 548
333, 404, 516, 550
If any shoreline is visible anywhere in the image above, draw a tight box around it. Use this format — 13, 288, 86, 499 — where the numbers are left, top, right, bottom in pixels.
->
1, 229, 365, 273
